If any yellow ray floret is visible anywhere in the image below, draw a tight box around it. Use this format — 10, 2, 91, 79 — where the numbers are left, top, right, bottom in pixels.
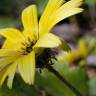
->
22, 5, 39, 40
39, 0, 83, 36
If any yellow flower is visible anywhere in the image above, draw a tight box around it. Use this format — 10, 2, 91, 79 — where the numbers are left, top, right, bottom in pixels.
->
57, 39, 88, 64
0, 0, 83, 88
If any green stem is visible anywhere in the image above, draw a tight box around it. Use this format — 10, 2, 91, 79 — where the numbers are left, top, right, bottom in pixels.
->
46, 64, 82, 96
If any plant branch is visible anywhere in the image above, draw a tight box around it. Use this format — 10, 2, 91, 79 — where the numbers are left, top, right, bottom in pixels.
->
46, 64, 82, 96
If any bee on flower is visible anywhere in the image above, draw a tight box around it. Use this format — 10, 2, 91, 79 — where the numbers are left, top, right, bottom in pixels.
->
0, 0, 83, 88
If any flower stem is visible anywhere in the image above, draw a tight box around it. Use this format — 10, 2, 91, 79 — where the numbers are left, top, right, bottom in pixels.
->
46, 64, 82, 96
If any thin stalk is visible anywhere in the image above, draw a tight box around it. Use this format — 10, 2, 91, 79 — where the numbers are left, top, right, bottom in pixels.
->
46, 64, 82, 96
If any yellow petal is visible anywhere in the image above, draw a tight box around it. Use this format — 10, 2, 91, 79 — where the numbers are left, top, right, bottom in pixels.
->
48, 8, 83, 32
34, 33, 70, 51
18, 51, 35, 84
0, 66, 9, 86
0, 49, 21, 57
0, 57, 15, 70
22, 5, 39, 40
2, 39, 22, 49
0, 49, 21, 88
0, 28, 25, 43
39, 0, 64, 36
0, 49, 21, 68
34, 33, 61, 48
7, 62, 17, 89
62, 0, 83, 8
47, 0, 83, 31
39, 0, 83, 36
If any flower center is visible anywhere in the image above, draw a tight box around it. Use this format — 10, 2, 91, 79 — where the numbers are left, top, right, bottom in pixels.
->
21, 38, 37, 55
26, 42, 34, 53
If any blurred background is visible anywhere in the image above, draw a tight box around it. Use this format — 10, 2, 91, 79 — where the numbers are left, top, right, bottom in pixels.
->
0, 0, 96, 96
